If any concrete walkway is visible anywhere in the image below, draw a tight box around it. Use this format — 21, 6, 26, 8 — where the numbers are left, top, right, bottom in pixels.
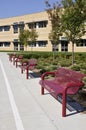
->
0, 52, 86, 130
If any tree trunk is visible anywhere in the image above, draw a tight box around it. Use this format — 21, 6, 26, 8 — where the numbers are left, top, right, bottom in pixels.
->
72, 42, 74, 66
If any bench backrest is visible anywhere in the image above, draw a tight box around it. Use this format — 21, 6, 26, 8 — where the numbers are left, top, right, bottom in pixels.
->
56, 67, 86, 82
53, 67, 85, 95
18, 55, 23, 59
28, 58, 37, 70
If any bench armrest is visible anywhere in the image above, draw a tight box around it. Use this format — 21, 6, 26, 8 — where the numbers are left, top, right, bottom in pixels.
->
41, 71, 56, 80
26, 63, 37, 69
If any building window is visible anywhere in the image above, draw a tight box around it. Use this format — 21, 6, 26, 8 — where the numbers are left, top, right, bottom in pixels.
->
52, 44, 58, 51
13, 25, 18, 33
20, 44, 24, 51
28, 23, 36, 29
28, 21, 47, 29
29, 41, 47, 47
13, 22, 18, 33
61, 41, 68, 52
0, 26, 3, 32
76, 39, 86, 47
13, 42, 18, 51
19, 21, 24, 31
0, 26, 10, 32
0, 42, 3, 47
29, 42, 36, 47
4, 42, 10, 47
38, 41, 47, 47
0, 42, 10, 47
38, 21, 47, 28
19, 25, 24, 31
4, 26, 10, 31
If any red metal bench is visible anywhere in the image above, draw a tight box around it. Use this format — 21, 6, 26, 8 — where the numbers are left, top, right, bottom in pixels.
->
8, 53, 16, 63
14, 55, 23, 68
21, 58, 37, 79
39, 67, 86, 117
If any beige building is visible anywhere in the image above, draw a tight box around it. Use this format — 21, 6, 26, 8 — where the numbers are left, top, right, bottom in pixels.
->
0, 11, 86, 52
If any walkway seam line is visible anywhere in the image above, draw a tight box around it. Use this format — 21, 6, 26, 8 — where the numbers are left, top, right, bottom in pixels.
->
0, 59, 24, 130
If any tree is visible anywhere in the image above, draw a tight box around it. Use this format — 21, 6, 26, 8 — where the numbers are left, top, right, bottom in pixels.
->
45, 0, 62, 46
19, 22, 38, 51
19, 29, 30, 51
45, 0, 63, 61
61, 0, 86, 65
29, 27, 38, 51
45, 0, 86, 65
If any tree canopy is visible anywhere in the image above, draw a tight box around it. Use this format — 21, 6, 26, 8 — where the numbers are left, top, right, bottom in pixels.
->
19, 27, 38, 51
19, 29, 30, 48
45, 0, 86, 65
45, 0, 62, 44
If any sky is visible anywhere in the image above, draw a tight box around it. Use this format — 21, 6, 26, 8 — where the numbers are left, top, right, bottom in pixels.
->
0, 0, 60, 19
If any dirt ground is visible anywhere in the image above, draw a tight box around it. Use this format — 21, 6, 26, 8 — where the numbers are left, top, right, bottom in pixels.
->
70, 89, 86, 108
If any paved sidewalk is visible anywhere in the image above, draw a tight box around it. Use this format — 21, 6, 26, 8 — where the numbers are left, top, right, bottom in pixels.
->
0, 52, 86, 130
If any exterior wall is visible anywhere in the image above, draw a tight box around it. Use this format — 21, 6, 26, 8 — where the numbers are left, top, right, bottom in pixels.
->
75, 47, 86, 52
0, 11, 86, 52
0, 11, 52, 51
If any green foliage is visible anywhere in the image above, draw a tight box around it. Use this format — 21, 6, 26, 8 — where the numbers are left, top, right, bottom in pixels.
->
19, 29, 31, 48
83, 77, 86, 88
61, 0, 86, 65
45, 0, 86, 65
61, 0, 85, 42
60, 59, 72, 67
8, 51, 86, 75
45, 0, 62, 44
29, 28, 38, 44
19, 27, 38, 50
70, 65, 81, 71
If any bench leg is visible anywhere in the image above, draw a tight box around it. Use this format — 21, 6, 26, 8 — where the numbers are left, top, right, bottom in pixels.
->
41, 87, 44, 95
26, 68, 29, 79
62, 92, 66, 117
16, 61, 17, 68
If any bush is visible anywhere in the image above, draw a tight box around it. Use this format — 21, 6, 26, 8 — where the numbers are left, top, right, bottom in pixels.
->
71, 65, 81, 71
9, 52, 86, 74
60, 60, 72, 67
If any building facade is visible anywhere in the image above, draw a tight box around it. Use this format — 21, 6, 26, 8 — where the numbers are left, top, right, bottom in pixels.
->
0, 11, 86, 52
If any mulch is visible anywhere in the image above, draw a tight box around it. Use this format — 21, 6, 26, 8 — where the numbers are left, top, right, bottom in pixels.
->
70, 89, 86, 108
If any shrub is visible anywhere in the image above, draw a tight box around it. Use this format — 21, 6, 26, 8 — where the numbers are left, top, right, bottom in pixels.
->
60, 60, 72, 67
71, 65, 81, 71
